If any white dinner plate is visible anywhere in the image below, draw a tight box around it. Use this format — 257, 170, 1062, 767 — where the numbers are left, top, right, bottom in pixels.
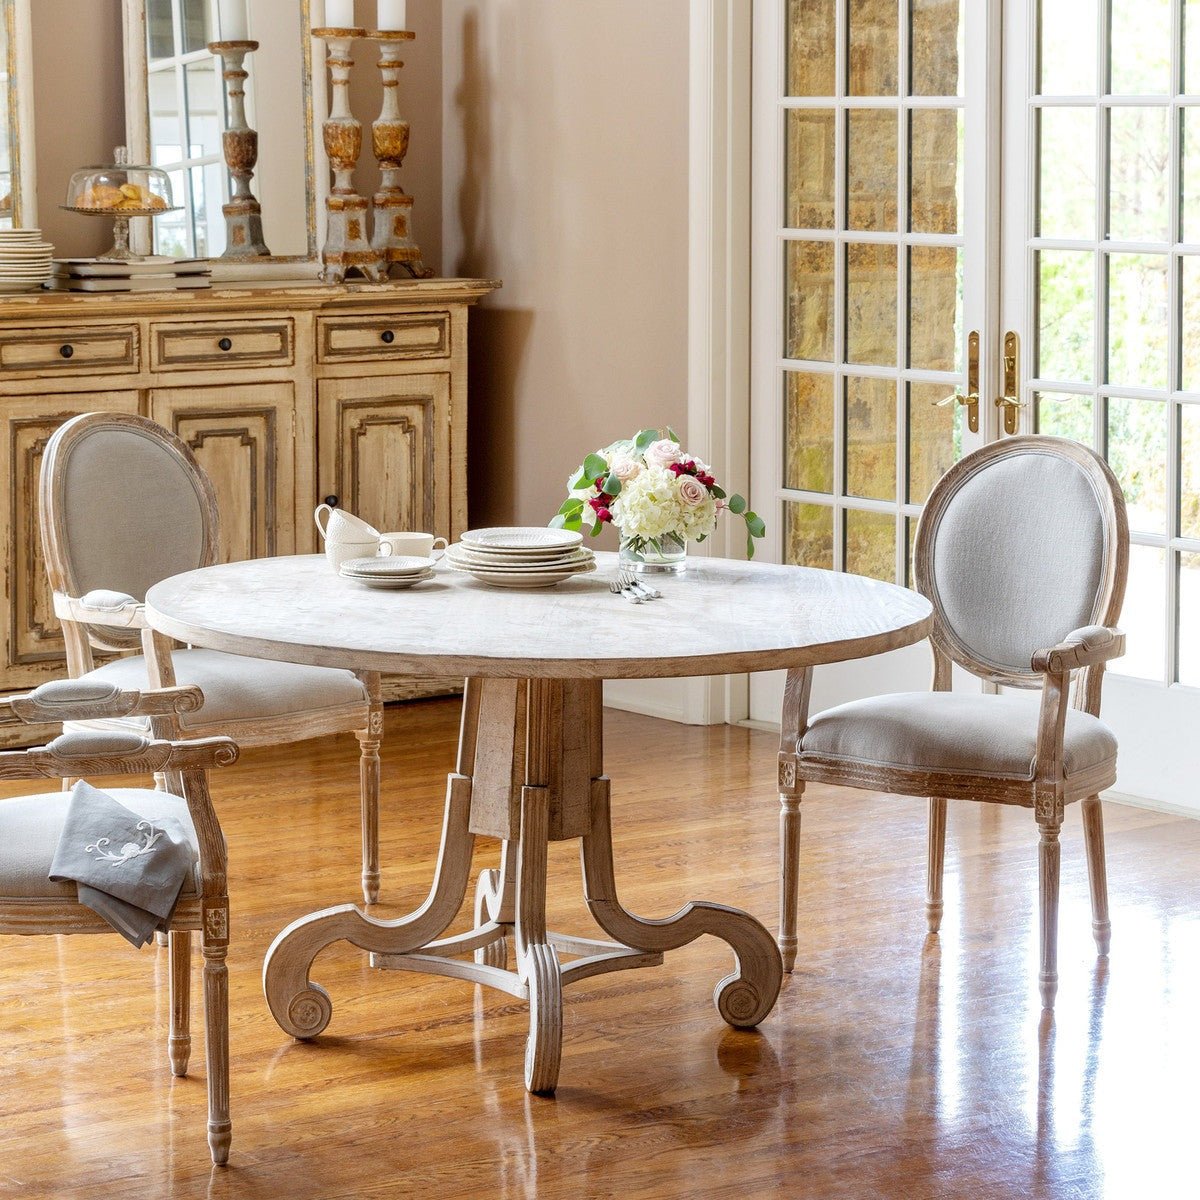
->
446, 560, 597, 587
459, 526, 583, 552
445, 544, 594, 568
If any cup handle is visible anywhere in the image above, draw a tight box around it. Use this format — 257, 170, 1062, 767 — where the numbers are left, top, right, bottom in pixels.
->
314, 503, 333, 540
379, 539, 394, 556
431, 537, 448, 560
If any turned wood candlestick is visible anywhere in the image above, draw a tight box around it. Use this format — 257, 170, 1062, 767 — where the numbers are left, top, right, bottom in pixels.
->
208, 40, 270, 258
365, 30, 433, 279
313, 27, 385, 283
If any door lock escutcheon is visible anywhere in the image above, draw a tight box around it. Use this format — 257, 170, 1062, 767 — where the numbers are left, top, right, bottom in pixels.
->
995, 330, 1026, 435
933, 330, 980, 433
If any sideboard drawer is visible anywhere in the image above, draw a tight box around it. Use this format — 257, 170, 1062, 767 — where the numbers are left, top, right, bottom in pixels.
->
0, 326, 138, 374
316, 312, 450, 363
151, 319, 294, 370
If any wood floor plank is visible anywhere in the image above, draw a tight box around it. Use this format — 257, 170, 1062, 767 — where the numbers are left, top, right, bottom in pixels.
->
1, 699, 1198, 1198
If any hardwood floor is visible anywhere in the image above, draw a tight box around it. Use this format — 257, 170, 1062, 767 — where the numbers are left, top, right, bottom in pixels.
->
1, 699, 1197, 1199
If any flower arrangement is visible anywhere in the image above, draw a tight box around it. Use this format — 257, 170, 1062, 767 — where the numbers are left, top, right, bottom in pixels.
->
552, 428, 765, 566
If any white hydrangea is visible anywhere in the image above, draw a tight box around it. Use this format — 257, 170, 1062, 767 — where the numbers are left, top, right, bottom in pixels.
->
611, 466, 718, 543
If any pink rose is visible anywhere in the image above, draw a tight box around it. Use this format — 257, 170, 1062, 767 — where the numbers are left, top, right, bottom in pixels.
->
611, 456, 641, 482
677, 475, 706, 507
645, 438, 682, 469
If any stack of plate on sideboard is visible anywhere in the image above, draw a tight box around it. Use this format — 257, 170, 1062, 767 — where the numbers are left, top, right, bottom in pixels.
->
49, 257, 212, 292
0, 229, 54, 292
446, 527, 596, 588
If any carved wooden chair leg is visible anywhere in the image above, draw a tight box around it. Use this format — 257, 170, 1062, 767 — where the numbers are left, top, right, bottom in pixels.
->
168, 929, 192, 1076
926, 798, 948, 933
201, 933, 232, 1166
778, 776, 803, 973
1080, 795, 1111, 955
1036, 813, 1063, 1010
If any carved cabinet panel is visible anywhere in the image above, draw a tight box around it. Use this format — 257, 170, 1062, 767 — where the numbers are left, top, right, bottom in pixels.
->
1, 391, 140, 687
150, 383, 298, 564
317, 373, 452, 539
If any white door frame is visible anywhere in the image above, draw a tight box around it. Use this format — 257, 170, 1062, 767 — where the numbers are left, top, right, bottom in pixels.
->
604, 0, 753, 726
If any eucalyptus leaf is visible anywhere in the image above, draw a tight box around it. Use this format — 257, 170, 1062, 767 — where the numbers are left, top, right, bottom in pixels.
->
549, 513, 568, 529
634, 428, 657, 453
557, 497, 584, 516
567, 466, 589, 491
590, 516, 604, 537
602, 473, 622, 497
582, 453, 608, 480
710, 484, 727, 500
666, 426, 680, 444
746, 533, 756, 559
745, 512, 766, 538
727, 493, 747, 515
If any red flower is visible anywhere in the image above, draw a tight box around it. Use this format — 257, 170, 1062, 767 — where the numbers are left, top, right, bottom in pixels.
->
595, 506, 612, 523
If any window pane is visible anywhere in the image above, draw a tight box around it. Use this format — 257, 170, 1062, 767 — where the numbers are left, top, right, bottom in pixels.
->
1038, 108, 1096, 239
1187, 0, 1200, 93
1114, 545, 1166, 681
849, 0, 899, 96
192, 161, 226, 258
1106, 397, 1167, 534
846, 377, 896, 501
1037, 250, 1094, 382
184, 59, 222, 160
908, 245, 962, 372
785, 241, 835, 362
1035, 391, 1096, 443
911, 0, 963, 97
784, 372, 835, 493
847, 242, 897, 365
1183, 111, 1200, 242
785, 502, 834, 569
908, 382, 961, 504
1181, 405, 1200, 538
1179, 553, 1200, 686
1110, 0, 1171, 95
156, 168, 189, 257
847, 110, 898, 231
148, 69, 182, 168
786, 110, 835, 229
787, 0, 836, 97
182, 0, 213, 53
1040, 0, 1097, 95
1108, 253, 1169, 390
910, 108, 962, 233
1182, 258, 1200, 391
147, 0, 175, 61
1108, 107, 1170, 242
845, 508, 896, 581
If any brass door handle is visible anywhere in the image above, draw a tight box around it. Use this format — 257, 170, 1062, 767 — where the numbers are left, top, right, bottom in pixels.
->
934, 391, 979, 408
931, 331, 980, 432
996, 331, 1024, 434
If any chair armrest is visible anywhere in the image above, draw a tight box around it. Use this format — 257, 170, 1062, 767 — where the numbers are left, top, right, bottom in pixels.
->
52, 590, 147, 630
0, 680, 204, 727
1031, 625, 1125, 675
0, 731, 238, 782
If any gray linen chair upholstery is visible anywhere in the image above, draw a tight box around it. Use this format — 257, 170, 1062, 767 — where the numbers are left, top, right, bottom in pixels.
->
0, 679, 238, 1164
776, 436, 1129, 1009
39, 412, 386, 905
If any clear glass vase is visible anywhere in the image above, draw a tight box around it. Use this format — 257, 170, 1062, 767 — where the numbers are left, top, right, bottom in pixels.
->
618, 531, 688, 574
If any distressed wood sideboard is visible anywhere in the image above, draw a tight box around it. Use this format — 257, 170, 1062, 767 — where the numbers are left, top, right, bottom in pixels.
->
0, 277, 499, 740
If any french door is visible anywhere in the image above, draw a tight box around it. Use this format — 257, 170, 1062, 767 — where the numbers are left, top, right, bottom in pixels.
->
750, 0, 1200, 809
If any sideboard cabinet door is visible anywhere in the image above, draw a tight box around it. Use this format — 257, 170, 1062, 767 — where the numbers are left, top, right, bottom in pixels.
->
0, 391, 141, 689
150, 382, 298, 564
317, 373, 453, 539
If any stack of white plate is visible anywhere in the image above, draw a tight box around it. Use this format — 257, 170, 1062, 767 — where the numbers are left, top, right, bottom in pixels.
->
446, 527, 596, 588
0, 229, 54, 292
339, 555, 435, 590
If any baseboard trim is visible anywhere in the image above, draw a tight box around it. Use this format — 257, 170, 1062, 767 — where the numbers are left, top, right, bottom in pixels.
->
1101, 790, 1200, 820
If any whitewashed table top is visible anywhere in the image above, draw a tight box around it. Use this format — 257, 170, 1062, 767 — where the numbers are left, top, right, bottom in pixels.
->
145, 553, 933, 680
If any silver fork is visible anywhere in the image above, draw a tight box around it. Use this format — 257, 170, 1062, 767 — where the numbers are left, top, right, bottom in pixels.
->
609, 579, 642, 603
619, 570, 661, 600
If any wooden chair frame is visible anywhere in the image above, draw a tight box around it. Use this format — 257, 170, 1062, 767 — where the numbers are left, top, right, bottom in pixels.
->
0, 680, 238, 1164
777, 436, 1130, 1009
38, 411, 386, 904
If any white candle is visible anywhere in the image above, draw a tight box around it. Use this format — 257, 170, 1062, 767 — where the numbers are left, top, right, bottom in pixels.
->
217, 0, 248, 40
325, 0, 356, 28
377, 0, 406, 30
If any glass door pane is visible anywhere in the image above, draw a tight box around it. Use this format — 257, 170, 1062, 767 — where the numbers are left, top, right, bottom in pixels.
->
774, 0, 974, 585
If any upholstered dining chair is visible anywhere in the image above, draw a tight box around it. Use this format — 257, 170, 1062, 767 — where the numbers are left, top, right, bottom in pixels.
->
39, 411, 385, 905
0, 679, 237, 1163
776, 436, 1128, 1009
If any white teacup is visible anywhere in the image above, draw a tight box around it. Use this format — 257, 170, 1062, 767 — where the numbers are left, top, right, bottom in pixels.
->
326, 539, 380, 571
378, 532, 448, 560
315, 503, 380, 545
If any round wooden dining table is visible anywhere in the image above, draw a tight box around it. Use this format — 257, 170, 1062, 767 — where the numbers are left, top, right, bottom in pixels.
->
146, 551, 932, 1094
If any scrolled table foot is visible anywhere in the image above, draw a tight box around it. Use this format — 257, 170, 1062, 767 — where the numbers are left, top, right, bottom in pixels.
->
473, 867, 510, 970
714, 971, 777, 1030
263, 905, 362, 1039
284, 983, 334, 1039
522, 942, 563, 1095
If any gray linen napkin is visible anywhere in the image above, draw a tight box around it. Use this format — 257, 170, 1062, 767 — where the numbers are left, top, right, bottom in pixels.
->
48, 781, 198, 948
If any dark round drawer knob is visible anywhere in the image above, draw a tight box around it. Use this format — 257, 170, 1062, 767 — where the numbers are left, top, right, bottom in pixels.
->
59, 344, 74, 359
218, 337, 233, 352
324, 495, 339, 508
380, 330, 395, 344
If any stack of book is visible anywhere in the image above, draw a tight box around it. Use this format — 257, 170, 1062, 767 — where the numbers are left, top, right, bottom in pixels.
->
49, 257, 212, 292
